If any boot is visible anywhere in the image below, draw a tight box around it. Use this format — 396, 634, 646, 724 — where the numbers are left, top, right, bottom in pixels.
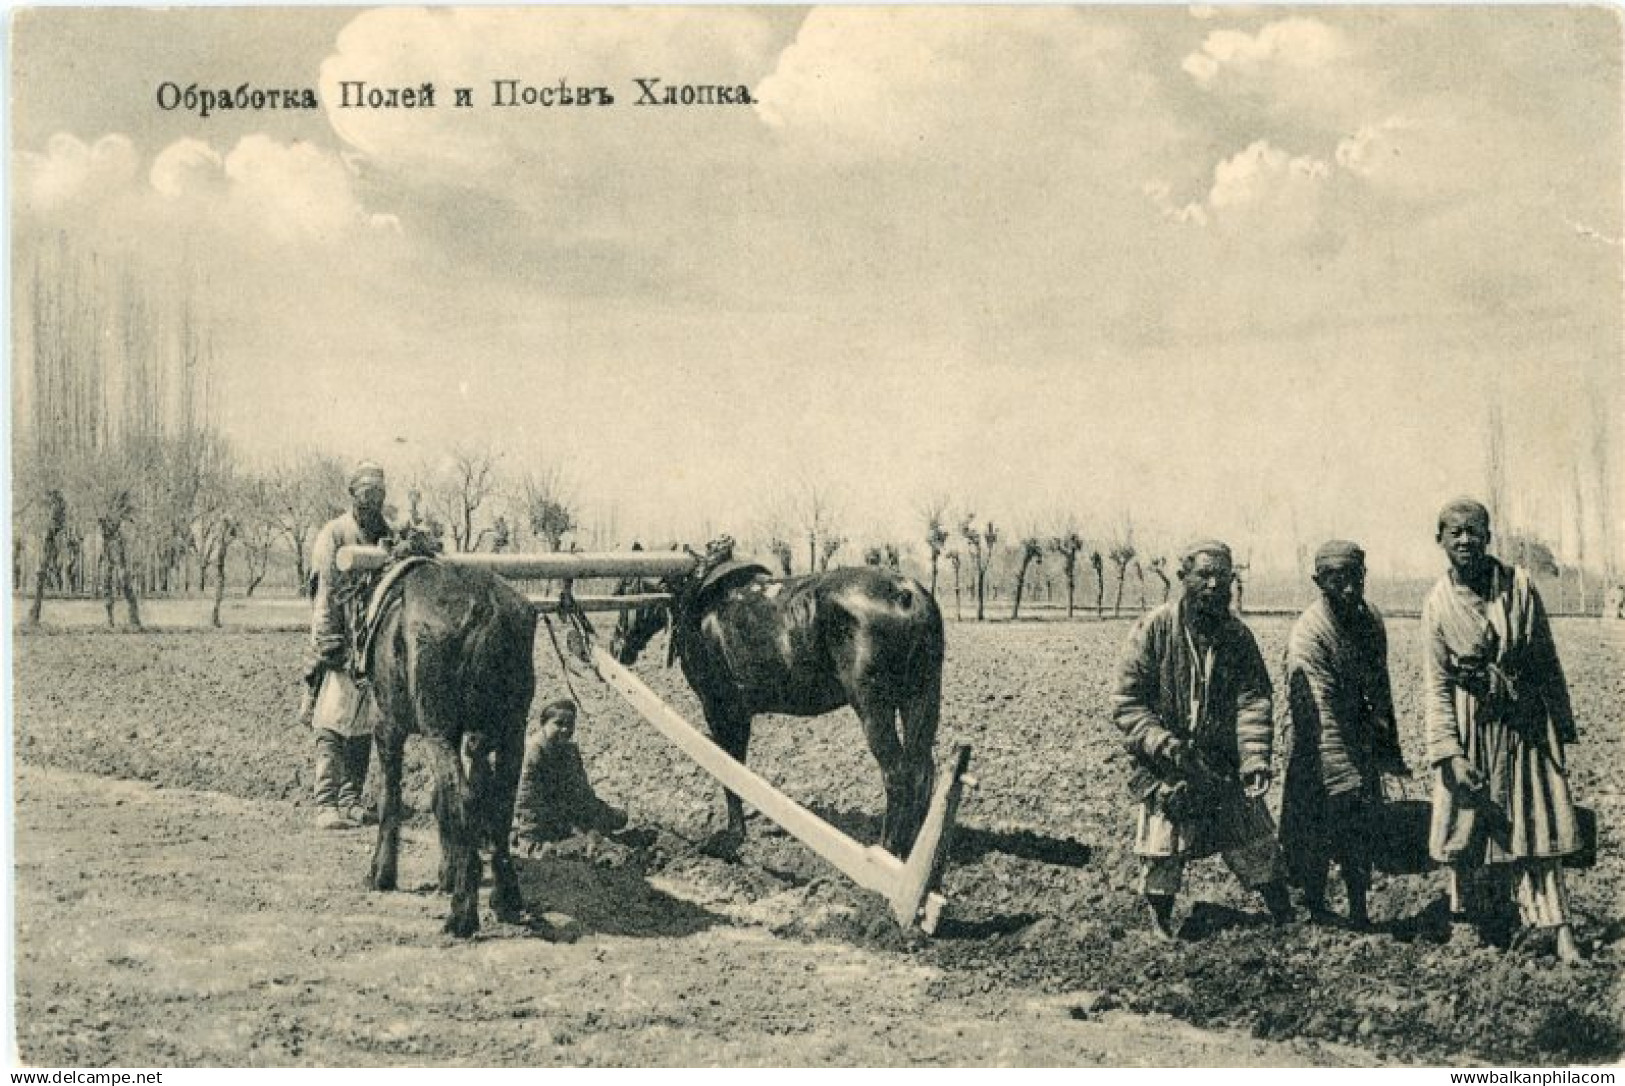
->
1344, 872, 1372, 930
313, 730, 357, 830
338, 734, 376, 826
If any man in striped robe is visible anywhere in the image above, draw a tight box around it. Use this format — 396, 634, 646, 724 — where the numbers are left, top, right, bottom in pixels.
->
1423, 498, 1585, 963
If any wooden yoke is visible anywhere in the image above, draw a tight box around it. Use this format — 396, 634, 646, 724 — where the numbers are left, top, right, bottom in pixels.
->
592, 646, 972, 933
337, 546, 699, 581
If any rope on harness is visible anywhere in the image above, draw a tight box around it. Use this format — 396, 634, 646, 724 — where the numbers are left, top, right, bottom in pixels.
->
540, 579, 604, 704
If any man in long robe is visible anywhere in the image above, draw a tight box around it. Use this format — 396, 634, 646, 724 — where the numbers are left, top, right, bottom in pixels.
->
1423, 498, 1585, 963
1112, 539, 1293, 937
302, 461, 395, 830
1281, 540, 1407, 927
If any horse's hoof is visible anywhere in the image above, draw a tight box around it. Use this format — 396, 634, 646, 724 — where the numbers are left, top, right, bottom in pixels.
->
443, 912, 479, 938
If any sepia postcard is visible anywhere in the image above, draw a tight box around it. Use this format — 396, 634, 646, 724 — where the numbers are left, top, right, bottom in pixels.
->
9, 5, 1623, 1071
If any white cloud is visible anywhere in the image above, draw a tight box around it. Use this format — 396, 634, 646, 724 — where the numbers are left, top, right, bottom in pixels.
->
1335, 115, 1417, 177
17, 132, 139, 213
219, 135, 380, 244
753, 8, 1143, 162
1183, 17, 1350, 86
20, 130, 399, 260
150, 138, 224, 199
1148, 140, 1331, 234
1209, 140, 1330, 210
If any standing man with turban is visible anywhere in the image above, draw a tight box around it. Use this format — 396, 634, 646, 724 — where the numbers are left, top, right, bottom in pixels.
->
301, 460, 395, 830
1280, 540, 1408, 927
1112, 539, 1293, 937
1423, 498, 1585, 962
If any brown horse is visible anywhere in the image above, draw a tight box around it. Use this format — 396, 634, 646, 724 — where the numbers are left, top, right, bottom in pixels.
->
613, 552, 944, 858
366, 561, 538, 936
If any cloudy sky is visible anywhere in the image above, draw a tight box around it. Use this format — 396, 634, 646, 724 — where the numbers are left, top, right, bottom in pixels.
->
11, 6, 1622, 573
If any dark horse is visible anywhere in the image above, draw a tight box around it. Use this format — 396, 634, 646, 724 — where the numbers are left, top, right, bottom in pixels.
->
366, 561, 538, 936
613, 548, 944, 858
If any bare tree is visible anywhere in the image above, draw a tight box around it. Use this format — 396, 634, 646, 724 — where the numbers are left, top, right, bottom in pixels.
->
272, 452, 347, 593
423, 445, 498, 553
767, 536, 794, 576
959, 514, 998, 621
1108, 513, 1137, 618
234, 475, 280, 598
210, 515, 236, 628
946, 550, 964, 622
786, 479, 842, 574
1109, 543, 1136, 618
1148, 555, 1172, 603
26, 489, 65, 626
1486, 399, 1509, 534
1011, 536, 1044, 620
1049, 524, 1085, 619
818, 534, 846, 571
1090, 550, 1105, 619
518, 466, 576, 552
921, 495, 951, 599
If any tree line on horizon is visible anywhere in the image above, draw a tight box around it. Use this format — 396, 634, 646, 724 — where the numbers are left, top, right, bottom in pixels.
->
13, 238, 1617, 627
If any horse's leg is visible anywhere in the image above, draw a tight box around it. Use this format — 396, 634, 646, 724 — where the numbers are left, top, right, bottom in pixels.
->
699, 700, 752, 859
851, 689, 914, 857
368, 723, 407, 892
425, 734, 481, 937
478, 726, 526, 925
896, 668, 942, 858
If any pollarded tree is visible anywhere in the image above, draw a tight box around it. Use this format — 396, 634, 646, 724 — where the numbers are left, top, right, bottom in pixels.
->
1049, 528, 1085, 619
1011, 536, 1044, 620
921, 496, 951, 599
1149, 556, 1172, 603
1090, 550, 1105, 619
1109, 542, 1136, 618
959, 514, 998, 621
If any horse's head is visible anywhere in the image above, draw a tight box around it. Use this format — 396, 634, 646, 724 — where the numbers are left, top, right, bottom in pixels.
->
611, 537, 750, 665
611, 585, 675, 665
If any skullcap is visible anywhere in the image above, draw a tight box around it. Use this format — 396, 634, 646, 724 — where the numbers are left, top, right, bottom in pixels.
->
1436, 497, 1490, 532
1313, 539, 1365, 574
348, 461, 386, 494
1179, 539, 1233, 568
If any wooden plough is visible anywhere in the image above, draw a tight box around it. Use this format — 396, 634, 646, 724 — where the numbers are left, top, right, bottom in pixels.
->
338, 546, 974, 933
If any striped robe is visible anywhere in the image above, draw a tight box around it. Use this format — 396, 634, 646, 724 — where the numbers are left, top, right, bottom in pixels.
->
1421, 560, 1580, 865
